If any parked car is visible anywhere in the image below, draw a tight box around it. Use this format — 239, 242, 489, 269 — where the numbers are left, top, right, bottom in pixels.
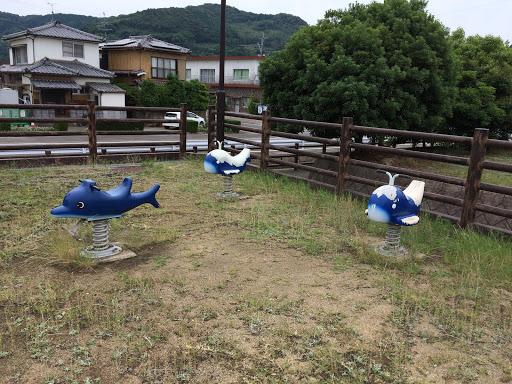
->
163, 111, 205, 129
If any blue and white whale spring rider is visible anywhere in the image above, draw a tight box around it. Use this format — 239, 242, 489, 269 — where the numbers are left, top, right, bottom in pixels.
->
365, 170, 425, 256
204, 144, 251, 197
51, 177, 160, 259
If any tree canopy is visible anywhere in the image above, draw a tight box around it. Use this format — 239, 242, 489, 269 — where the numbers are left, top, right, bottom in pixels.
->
259, 0, 457, 137
448, 29, 512, 139
139, 74, 209, 111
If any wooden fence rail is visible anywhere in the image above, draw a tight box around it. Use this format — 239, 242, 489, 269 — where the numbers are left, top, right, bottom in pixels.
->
0, 101, 188, 161
207, 107, 512, 236
1, 102, 511, 235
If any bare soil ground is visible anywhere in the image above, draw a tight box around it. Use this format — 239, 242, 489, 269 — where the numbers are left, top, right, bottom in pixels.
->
0, 159, 510, 383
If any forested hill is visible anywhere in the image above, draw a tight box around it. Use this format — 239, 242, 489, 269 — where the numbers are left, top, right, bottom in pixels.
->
0, 4, 308, 63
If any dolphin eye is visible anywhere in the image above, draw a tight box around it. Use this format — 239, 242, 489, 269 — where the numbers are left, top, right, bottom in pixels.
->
77, 202, 85, 209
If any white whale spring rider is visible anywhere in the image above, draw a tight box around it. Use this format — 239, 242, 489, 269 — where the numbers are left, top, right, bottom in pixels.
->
204, 142, 251, 197
365, 170, 425, 256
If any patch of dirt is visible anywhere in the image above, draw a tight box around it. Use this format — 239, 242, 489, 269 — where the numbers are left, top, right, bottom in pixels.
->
1, 164, 510, 383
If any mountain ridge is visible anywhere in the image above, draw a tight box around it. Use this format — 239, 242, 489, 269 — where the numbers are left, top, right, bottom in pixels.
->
0, 4, 308, 63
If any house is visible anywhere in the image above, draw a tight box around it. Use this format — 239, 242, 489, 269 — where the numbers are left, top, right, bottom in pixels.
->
100, 35, 190, 85
0, 21, 125, 117
186, 56, 265, 112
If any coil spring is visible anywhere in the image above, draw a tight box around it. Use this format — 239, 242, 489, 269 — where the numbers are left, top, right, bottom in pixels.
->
384, 223, 402, 250
222, 174, 233, 195
91, 219, 110, 251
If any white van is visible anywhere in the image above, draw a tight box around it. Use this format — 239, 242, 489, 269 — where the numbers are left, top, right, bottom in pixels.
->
163, 111, 205, 129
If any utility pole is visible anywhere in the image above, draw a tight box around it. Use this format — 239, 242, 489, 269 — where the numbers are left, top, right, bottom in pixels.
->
216, 0, 226, 146
257, 32, 266, 56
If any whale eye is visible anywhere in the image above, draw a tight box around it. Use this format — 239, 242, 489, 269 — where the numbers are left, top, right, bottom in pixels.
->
77, 202, 85, 209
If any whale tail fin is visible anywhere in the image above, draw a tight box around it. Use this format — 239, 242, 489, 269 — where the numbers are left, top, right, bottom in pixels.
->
403, 180, 425, 207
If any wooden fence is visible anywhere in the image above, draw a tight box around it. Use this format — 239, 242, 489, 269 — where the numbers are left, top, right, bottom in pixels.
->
207, 106, 512, 236
1, 102, 511, 235
0, 101, 188, 163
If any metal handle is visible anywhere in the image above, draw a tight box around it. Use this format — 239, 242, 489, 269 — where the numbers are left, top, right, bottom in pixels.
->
377, 170, 411, 186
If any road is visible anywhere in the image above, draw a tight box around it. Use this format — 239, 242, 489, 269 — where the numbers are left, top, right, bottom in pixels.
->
0, 118, 326, 158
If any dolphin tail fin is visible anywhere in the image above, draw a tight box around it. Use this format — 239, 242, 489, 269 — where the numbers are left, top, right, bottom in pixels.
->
146, 184, 160, 208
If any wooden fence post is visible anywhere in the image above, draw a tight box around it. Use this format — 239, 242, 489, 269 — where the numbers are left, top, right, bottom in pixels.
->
336, 117, 353, 195
208, 105, 216, 152
87, 100, 97, 164
260, 110, 271, 171
460, 128, 489, 229
179, 103, 187, 159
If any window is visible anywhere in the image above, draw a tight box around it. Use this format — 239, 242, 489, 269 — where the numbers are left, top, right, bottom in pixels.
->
225, 96, 231, 106
200, 69, 215, 83
186, 69, 191, 81
233, 69, 249, 80
72, 86, 88, 95
62, 42, 84, 58
242, 97, 251, 108
12, 45, 28, 64
151, 57, 176, 79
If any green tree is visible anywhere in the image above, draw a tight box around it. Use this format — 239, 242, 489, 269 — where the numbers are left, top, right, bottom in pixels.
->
259, 0, 457, 137
448, 29, 512, 139
184, 79, 210, 111
139, 80, 165, 107
248, 95, 259, 115
164, 73, 187, 107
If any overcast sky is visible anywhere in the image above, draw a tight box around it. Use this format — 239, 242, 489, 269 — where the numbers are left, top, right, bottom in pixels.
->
4, 0, 512, 42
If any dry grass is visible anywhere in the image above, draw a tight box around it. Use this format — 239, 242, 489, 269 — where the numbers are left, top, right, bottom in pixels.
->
0, 157, 511, 383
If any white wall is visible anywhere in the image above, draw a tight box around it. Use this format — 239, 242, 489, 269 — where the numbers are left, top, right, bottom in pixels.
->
99, 93, 125, 107
186, 57, 264, 84
8, 36, 100, 66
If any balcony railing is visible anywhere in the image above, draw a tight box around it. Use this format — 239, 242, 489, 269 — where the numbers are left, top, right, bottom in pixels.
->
188, 75, 260, 85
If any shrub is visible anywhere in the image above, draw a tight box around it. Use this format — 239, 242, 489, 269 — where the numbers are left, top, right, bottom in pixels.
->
53, 122, 68, 131
186, 120, 199, 133
96, 122, 144, 131
225, 119, 241, 133
0, 122, 11, 131
248, 96, 259, 115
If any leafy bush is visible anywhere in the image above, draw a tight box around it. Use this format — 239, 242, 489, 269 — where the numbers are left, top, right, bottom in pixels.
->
96, 122, 144, 131
248, 95, 259, 115
225, 119, 241, 133
0, 122, 11, 131
52, 122, 68, 131
186, 120, 199, 133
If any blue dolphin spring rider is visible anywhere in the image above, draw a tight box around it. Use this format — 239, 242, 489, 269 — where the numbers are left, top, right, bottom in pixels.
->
52, 177, 160, 259
204, 143, 251, 197
365, 170, 425, 256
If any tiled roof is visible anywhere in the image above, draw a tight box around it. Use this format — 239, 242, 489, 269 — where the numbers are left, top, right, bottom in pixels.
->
2, 21, 103, 42
0, 63, 31, 73
87, 82, 125, 93
0, 58, 114, 78
102, 35, 190, 54
55, 59, 114, 78
27, 59, 78, 75
112, 69, 147, 76
32, 79, 81, 89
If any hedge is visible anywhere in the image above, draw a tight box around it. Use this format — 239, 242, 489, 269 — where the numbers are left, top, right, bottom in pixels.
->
0, 122, 11, 131
225, 119, 241, 133
187, 120, 199, 133
53, 122, 68, 131
96, 122, 144, 131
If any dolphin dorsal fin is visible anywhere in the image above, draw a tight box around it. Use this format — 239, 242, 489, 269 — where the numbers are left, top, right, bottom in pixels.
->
105, 177, 133, 198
